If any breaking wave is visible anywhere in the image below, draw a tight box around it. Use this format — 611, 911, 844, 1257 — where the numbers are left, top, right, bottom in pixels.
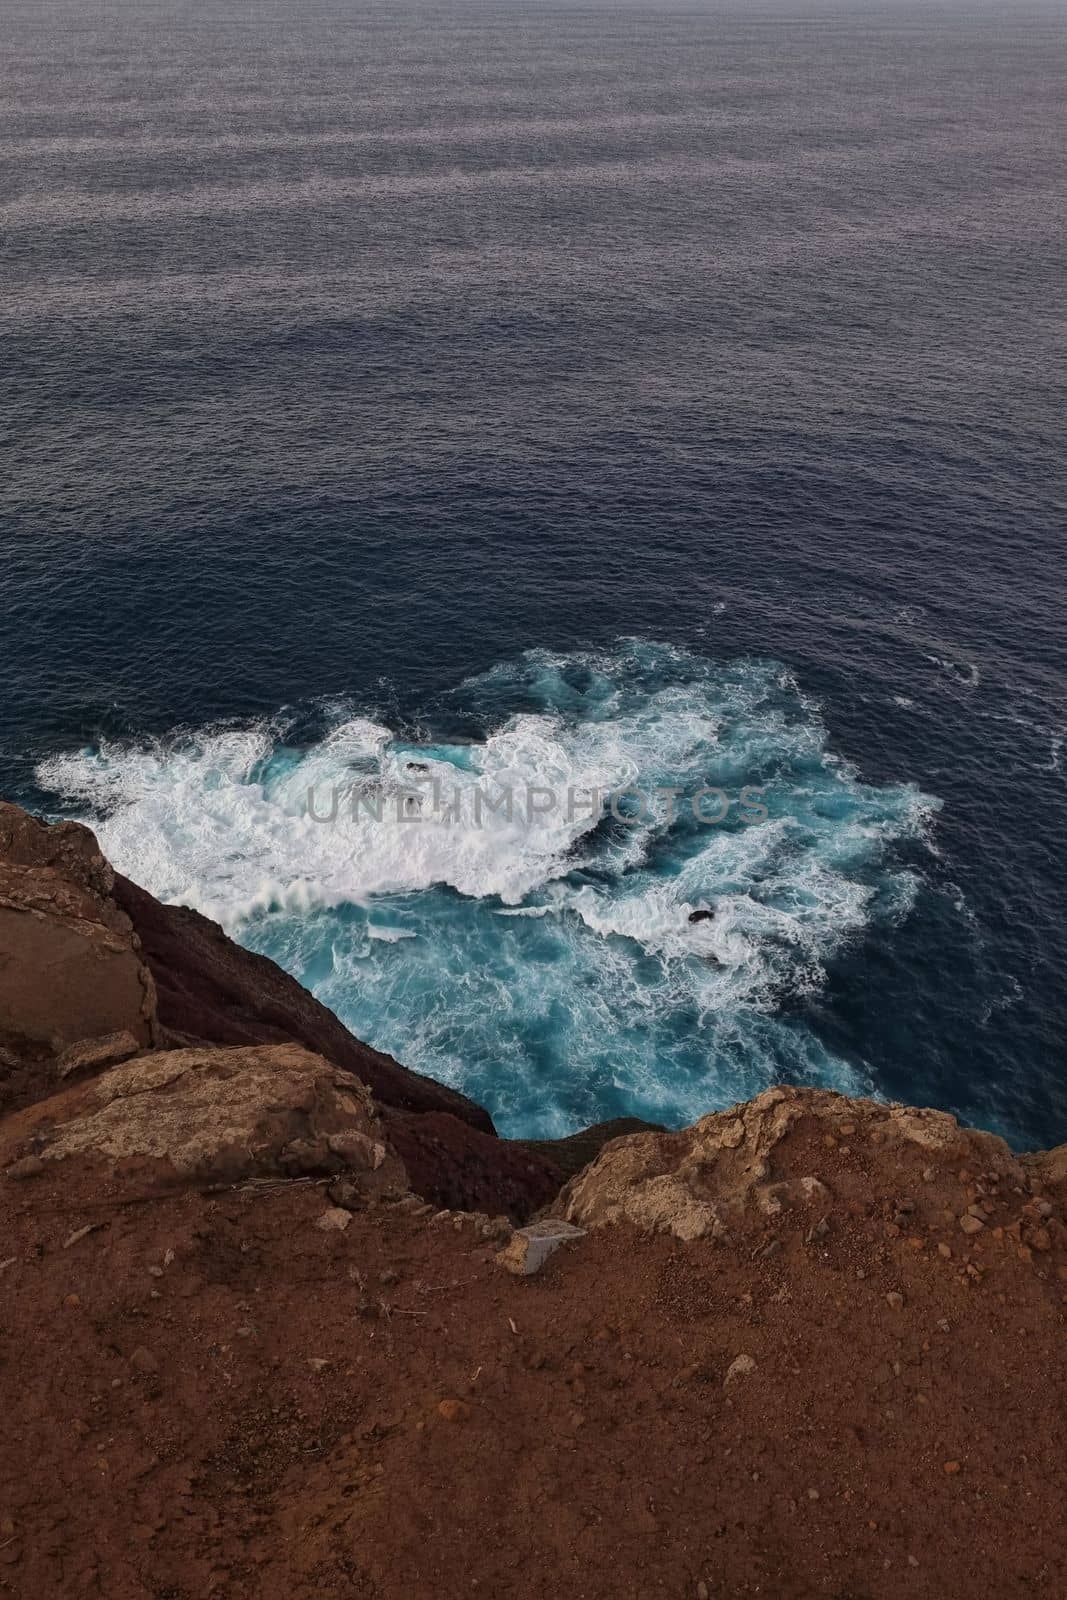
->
37, 643, 938, 1136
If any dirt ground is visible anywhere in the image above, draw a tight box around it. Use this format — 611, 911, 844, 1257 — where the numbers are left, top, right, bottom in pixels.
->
3, 1153, 1065, 1600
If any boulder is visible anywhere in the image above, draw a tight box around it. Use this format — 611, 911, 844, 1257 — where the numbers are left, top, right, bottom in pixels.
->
1, 1043, 408, 1193
1022, 1144, 1067, 1193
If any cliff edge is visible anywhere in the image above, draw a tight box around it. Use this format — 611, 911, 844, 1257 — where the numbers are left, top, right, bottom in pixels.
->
1, 802, 1065, 1599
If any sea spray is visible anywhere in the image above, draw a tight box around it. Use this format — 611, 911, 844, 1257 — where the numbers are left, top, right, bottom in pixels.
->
36, 643, 938, 1137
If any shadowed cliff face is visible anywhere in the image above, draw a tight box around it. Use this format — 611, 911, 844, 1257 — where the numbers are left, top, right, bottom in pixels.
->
0, 803, 159, 1106
0, 800, 569, 1217
108, 870, 495, 1131
106, 873, 579, 1216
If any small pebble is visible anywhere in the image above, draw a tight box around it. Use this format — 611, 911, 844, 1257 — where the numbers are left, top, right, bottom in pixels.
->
723, 1354, 757, 1387
315, 1208, 351, 1233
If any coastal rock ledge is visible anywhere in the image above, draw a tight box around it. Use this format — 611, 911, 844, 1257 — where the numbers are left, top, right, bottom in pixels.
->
551, 1082, 1043, 1241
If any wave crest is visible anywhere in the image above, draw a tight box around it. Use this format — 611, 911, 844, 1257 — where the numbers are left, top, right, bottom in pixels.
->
36, 644, 938, 1135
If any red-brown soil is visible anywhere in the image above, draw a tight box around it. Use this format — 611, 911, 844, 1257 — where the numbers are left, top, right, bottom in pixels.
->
3, 1143, 1065, 1600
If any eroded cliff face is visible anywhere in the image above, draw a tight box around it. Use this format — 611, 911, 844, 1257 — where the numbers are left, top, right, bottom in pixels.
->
552, 1083, 1040, 1241
0, 801, 563, 1218
4, 797, 1067, 1228
0, 805, 159, 1100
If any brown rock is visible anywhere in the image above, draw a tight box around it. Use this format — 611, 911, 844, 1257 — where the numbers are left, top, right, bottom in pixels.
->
327, 1178, 364, 1211
552, 1086, 1024, 1242
723, 1354, 757, 1387
55, 1030, 142, 1080
327, 1130, 387, 1170
4, 1155, 45, 1181
437, 1398, 470, 1422
0, 1043, 407, 1192
0, 807, 158, 1101
315, 1208, 352, 1233
1023, 1143, 1067, 1189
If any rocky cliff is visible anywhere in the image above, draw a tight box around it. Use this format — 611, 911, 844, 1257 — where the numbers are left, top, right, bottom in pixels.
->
0, 801, 575, 1219
1, 801, 1065, 1599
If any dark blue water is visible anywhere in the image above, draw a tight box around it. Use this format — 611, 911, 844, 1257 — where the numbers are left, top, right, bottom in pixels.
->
3, 0, 1065, 1144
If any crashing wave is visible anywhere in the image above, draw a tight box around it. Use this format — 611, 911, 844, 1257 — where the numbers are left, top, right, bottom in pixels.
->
36, 642, 937, 1136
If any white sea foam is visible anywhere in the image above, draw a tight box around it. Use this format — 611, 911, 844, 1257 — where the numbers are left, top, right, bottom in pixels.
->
35, 649, 937, 1136
35, 684, 735, 921
926, 652, 981, 690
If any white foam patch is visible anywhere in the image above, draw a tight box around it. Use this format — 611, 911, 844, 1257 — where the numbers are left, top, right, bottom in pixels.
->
35, 646, 938, 1137
35, 691, 711, 922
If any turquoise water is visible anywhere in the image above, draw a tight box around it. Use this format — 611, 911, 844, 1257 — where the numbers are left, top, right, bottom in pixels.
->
38, 643, 935, 1137
7, 0, 1066, 1146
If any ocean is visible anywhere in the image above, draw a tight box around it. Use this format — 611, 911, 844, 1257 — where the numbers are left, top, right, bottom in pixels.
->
3, 0, 1065, 1144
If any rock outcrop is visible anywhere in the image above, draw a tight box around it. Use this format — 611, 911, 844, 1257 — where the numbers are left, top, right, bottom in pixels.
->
0, 800, 116, 898
1, 1041, 407, 1194
0, 802, 566, 1217
0, 802, 159, 1111
110, 869, 492, 1131
552, 1084, 1029, 1240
